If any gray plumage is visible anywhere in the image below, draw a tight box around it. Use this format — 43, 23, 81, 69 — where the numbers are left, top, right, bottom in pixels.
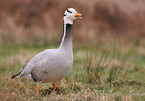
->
11, 8, 83, 87
12, 24, 73, 83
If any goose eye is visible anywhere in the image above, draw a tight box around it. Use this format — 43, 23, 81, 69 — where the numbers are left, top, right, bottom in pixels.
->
67, 9, 72, 13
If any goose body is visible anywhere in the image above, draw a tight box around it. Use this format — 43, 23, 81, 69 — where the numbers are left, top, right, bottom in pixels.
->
21, 24, 73, 83
11, 8, 83, 95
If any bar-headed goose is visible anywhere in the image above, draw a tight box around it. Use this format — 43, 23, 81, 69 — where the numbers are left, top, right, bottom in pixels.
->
11, 8, 83, 95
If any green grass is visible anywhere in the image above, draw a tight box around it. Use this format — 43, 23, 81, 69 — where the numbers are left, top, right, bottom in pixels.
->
0, 42, 145, 101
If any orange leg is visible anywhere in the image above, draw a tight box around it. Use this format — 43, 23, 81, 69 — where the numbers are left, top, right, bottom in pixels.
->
53, 83, 57, 91
37, 85, 40, 95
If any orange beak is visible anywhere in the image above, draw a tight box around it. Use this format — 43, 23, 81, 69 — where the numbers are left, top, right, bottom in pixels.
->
75, 13, 83, 19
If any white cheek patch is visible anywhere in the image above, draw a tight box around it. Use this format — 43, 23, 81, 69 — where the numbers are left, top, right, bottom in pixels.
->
63, 17, 73, 25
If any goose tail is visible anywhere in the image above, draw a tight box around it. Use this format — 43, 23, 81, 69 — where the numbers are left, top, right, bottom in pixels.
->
11, 73, 21, 79
11, 64, 27, 79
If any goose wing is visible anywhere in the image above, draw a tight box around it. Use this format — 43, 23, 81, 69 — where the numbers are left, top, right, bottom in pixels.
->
19, 49, 57, 76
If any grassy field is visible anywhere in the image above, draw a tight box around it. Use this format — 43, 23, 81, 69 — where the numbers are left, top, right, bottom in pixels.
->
0, 37, 145, 101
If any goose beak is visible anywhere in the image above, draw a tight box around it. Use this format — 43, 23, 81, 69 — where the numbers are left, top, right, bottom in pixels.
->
75, 13, 83, 19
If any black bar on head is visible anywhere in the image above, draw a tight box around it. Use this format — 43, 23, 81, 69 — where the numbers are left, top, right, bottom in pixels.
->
67, 9, 72, 13
64, 14, 67, 16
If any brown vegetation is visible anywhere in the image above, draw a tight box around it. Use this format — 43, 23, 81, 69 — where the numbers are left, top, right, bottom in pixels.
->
0, 0, 145, 44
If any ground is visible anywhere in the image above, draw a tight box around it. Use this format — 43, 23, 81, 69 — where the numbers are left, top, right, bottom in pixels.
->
0, 38, 145, 101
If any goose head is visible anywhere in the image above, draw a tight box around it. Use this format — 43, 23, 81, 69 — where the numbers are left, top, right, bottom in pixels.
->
64, 8, 83, 24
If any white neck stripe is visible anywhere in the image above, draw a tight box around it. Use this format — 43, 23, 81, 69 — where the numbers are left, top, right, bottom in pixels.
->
60, 23, 66, 48
59, 18, 73, 48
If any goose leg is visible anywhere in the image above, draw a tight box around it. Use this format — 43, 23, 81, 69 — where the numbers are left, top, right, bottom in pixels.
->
36, 81, 42, 95
37, 84, 40, 95
53, 83, 57, 91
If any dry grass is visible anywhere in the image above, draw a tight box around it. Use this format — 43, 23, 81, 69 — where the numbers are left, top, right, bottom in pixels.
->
0, 74, 29, 101
0, 74, 135, 101
0, 41, 145, 100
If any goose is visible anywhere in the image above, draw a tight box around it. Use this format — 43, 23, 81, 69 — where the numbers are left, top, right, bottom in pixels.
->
11, 8, 83, 95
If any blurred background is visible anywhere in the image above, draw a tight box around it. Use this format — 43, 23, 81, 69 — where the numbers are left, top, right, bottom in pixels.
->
0, 0, 145, 47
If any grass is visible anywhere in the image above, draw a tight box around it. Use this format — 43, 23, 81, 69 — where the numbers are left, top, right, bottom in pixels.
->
0, 40, 145, 101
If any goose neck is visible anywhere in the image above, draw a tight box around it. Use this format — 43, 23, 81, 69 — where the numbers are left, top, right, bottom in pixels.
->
59, 22, 73, 51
